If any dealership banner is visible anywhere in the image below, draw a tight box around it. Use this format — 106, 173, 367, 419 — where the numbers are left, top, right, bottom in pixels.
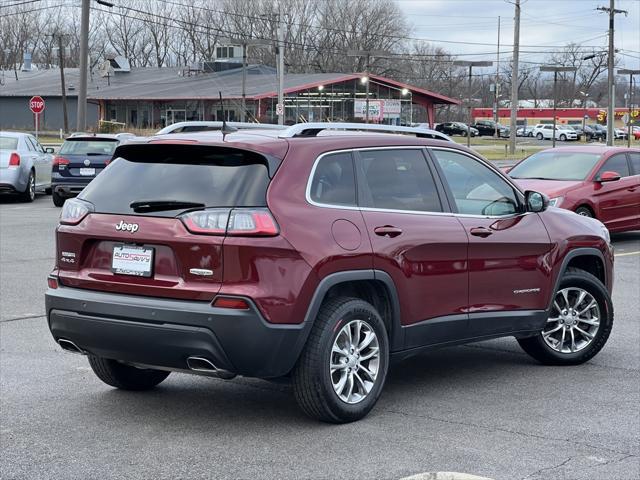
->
354, 99, 401, 120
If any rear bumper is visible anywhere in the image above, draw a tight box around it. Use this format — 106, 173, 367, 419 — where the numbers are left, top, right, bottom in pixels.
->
0, 168, 26, 193
45, 286, 309, 378
52, 182, 91, 197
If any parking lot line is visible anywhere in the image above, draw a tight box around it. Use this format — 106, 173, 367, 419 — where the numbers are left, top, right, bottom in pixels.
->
615, 251, 640, 257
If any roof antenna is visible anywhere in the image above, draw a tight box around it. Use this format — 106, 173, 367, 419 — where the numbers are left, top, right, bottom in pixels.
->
219, 91, 237, 140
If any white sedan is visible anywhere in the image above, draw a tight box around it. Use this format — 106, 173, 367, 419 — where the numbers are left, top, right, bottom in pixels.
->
0, 132, 54, 202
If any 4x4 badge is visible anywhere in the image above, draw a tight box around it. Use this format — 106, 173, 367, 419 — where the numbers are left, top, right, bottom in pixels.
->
115, 220, 139, 233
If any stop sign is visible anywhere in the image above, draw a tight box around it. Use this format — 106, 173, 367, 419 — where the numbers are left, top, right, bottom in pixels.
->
29, 96, 45, 114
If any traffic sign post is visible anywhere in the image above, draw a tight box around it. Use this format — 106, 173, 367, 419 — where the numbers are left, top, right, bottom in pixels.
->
29, 96, 45, 140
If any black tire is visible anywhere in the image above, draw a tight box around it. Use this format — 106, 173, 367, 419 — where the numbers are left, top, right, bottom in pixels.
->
52, 191, 65, 207
528, 132, 533, 137
88, 355, 170, 390
292, 297, 389, 423
536, 133, 544, 140
560, 134, 567, 141
19, 170, 35, 202
575, 205, 593, 218
518, 267, 613, 365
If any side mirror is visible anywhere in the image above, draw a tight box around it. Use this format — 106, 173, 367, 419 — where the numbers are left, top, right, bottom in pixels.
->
45, 147, 55, 154
525, 190, 548, 213
597, 171, 621, 182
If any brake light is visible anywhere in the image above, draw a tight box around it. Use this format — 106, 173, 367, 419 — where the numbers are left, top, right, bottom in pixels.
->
181, 208, 279, 236
212, 296, 250, 310
8, 153, 20, 167
227, 209, 279, 236
60, 199, 92, 225
53, 156, 70, 168
47, 276, 59, 289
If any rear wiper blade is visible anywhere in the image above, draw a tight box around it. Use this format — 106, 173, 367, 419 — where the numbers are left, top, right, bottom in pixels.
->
130, 200, 205, 213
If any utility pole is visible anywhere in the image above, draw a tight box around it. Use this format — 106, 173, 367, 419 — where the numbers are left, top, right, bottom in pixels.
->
494, 16, 501, 138
347, 49, 387, 123
276, 9, 285, 125
508, 0, 520, 154
618, 69, 639, 147
454, 60, 493, 148
56, 33, 69, 133
540, 66, 577, 148
597, 1, 627, 145
241, 43, 247, 122
225, 38, 269, 123
77, 0, 90, 131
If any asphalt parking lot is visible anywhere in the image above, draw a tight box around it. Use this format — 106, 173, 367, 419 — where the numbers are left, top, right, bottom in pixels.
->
1, 194, 638, 480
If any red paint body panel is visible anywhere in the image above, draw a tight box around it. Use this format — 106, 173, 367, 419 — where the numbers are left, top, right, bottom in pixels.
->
57, 213, 223, 300
456, 214, 553, 313
361, 211, 468, 324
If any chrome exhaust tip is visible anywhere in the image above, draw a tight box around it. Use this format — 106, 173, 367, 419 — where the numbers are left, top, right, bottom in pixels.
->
186, 356, 236, 379
186, 356, 217, 372
58, 339, 86, 355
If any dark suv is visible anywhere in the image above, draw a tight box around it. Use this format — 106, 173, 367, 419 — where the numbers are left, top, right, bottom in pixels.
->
51, 134, 130, 207
46, 123, 615, 423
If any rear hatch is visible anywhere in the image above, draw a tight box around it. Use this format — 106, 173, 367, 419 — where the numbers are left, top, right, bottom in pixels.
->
54, 137, 118, 179
55, 142, 280, 300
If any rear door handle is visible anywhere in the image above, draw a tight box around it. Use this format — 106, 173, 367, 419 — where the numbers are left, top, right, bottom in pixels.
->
470, 227, 493, 238
374, 225, 403, 238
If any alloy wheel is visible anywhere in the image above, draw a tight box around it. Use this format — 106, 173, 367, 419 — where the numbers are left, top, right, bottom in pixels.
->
542, 287, 600, 354
330, 319, 380, 404
28, 174, 35, 200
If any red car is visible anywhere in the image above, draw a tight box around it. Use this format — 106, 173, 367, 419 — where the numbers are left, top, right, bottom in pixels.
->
46, 124, 615, 423
509, 146, 640, 233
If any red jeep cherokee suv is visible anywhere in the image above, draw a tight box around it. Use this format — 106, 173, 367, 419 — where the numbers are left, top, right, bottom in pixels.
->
46, 123, 614, 423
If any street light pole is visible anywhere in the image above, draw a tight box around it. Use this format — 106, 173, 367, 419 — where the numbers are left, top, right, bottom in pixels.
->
540, 65, 577, 148
618, 69, 640, 147
348, 49, 387, 124
454, 60, 493, 148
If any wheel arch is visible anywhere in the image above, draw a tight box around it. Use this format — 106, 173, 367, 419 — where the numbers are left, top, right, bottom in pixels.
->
300, 270, 403, 352
548, 248, 607, 312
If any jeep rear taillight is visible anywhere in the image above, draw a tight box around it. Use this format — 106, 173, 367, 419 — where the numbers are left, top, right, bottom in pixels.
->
181, 208, 279, 236
8, 153, 20, 167
60, 199, 92, 225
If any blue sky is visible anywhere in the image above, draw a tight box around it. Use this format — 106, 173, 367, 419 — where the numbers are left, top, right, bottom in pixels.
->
395, 0, 640, 70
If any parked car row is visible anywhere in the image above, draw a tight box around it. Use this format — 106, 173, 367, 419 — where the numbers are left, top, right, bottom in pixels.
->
435, 122, 479, 137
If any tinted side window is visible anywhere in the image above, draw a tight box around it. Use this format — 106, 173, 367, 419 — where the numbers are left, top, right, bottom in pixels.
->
597, 154, 630, 178
309, 152, 356, 206
432, 149, 519, 216
629, 153, 640, 175
358, 149, 442, 212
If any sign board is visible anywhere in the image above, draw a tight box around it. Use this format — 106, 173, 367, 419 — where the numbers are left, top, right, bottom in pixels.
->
275, 103, 284, 116
29, 96, 45, 114
354, 99, 401, 120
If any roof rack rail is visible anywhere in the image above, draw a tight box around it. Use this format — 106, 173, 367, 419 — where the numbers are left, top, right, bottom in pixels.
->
155, 121, 286, 135
277, 122, 453, 141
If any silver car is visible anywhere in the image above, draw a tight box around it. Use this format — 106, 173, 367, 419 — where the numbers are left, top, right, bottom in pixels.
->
0, 132, 53, 202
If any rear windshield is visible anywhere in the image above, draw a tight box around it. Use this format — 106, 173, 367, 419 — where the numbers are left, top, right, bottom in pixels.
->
78, 145, 271, 216
60, 139, 118, 156
0, 137, 19, 150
